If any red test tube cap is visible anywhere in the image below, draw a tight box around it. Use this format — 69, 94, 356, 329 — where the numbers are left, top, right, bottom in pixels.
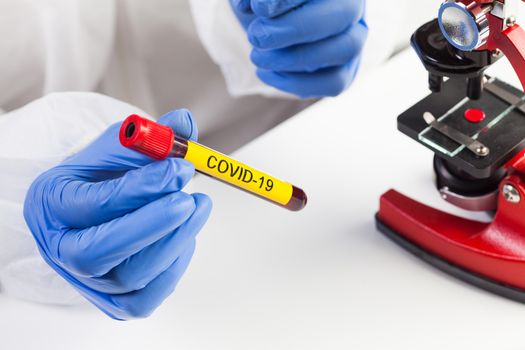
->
119, 115, 174, 160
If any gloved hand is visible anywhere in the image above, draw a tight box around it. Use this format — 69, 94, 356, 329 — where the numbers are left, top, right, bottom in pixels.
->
23, 109, 212, 320
230, 0, 368, 99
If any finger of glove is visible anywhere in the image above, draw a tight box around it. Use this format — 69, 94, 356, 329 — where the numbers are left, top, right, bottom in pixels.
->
231, 0, 252, 13
82, 194, 212, 294
256, 58, 361, 99
57, 192, 196, 278
247, 0, 364, 49
50, 158, 195, 228
230, 0, 257, 29
251, 22, 367, 72
109, 241, 196, 320
250, 0, 308, 18
160, 109, 198, 142
59, 109, 198, 174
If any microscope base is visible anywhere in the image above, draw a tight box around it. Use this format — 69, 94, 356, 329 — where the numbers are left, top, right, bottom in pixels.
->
376, 189, 525, 303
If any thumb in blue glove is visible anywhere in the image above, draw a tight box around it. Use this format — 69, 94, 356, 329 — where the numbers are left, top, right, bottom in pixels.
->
230, 0, 368, 99
24, 109, 212, 320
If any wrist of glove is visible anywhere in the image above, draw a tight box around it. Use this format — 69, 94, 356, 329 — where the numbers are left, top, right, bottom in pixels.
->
230, 0, 368, 99
23, 109, 212, 320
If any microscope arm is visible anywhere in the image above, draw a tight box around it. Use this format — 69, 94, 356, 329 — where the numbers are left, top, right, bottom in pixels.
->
486, 15, 525, 91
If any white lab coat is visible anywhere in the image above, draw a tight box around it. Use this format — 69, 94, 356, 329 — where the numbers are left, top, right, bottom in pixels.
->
0, 0, 437, 304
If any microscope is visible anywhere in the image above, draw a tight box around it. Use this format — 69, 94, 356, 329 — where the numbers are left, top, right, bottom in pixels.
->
376, 0, 525, 302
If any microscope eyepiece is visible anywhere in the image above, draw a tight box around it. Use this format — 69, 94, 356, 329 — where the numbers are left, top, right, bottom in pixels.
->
438, 2, 491, 52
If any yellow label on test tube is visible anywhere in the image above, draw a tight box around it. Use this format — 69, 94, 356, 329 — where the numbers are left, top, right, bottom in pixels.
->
185, 141, 294, 205
120, 114, 306, 211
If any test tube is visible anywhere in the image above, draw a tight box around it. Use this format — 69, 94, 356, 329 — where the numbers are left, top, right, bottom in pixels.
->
119, 115, 307, 211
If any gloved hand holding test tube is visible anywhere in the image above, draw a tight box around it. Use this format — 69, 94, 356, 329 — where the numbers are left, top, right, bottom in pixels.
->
120, 115, 307, 211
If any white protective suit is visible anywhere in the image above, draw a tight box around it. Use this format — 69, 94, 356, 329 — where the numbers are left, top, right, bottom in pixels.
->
0, 0, 437, 304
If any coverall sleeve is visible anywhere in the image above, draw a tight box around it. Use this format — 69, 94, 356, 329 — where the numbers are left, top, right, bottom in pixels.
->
188, 0, 440, 97
0, 0, 115, 112
188, 0, 290, 98
0, 92, 151, 304
0, 0, 117, 304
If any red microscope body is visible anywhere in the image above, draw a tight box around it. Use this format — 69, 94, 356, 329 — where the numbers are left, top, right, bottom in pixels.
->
376, 0, 525, 301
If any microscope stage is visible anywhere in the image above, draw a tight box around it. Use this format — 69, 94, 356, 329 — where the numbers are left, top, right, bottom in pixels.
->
398, 77, 525, 178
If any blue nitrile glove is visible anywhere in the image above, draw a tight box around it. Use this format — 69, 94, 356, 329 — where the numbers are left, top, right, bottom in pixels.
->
23, 109, 212, 320
230, 0, 368, 99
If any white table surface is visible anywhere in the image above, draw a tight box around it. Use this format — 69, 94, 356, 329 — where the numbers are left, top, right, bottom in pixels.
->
3, 49, 525, 350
